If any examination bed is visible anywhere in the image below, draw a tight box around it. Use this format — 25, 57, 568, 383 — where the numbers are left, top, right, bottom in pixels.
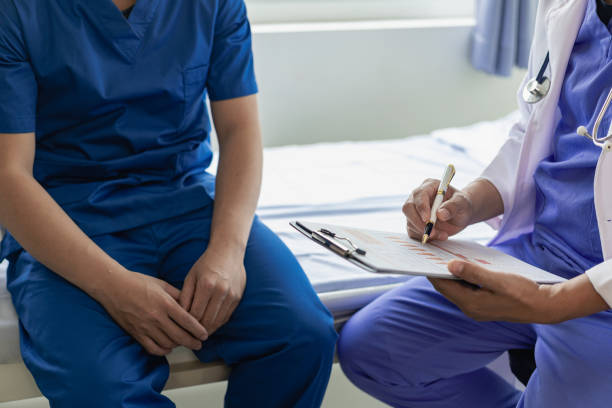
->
0, 113, 516, 402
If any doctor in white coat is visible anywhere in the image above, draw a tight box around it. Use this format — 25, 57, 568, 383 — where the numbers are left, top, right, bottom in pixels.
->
338, 0, 612, 407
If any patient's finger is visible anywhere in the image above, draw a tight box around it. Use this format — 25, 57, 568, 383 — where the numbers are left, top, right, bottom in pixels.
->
161, 316, 202, 350
140, 335, 172, 356
168, 299, 209, 341
162, 281, 181, 301
215, 298, 235, 329
149, 327, 178, 350
179, 275, 196, 311
201, 289, 226, 330
190, 281, 213, 323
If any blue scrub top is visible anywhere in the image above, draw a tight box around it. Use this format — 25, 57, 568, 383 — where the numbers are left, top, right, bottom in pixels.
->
495, 0, 611, 278
0, 0, 257, 246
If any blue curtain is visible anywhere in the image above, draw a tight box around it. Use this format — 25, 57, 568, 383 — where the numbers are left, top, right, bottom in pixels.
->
470, 0, 538, 76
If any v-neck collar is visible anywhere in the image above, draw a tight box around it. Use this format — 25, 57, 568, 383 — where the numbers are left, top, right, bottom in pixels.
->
597, 0, 612, 26
582, 0, 612, 56
122, 5, 135, 19
81, 0, 160, 61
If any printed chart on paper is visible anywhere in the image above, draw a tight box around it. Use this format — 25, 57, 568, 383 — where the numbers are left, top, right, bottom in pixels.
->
298, 222, 565, 284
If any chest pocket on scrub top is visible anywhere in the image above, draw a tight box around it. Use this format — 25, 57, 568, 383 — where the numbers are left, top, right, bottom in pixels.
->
182, 65, 209, 124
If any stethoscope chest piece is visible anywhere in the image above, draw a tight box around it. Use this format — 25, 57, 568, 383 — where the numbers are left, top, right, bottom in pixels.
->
523, 51, 551, 104
523, 76, 551, 104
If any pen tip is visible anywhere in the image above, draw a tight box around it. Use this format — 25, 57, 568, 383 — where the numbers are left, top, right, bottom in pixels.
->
421, 235, 428, 245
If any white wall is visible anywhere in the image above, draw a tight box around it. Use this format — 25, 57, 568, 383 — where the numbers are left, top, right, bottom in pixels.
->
251, 19, 526, 147
246, 0, 474, 23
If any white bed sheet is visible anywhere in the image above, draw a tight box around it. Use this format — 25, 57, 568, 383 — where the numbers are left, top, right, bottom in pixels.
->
257, 112, 517, 294
0, 112, 517, 364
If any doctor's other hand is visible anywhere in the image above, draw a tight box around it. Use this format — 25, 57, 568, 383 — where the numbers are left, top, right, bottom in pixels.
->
100, 271, 208, 356
403, 178, 474, 241
431, 260, 609, 324
179, 245, 246, 336
429, 260, 558, 323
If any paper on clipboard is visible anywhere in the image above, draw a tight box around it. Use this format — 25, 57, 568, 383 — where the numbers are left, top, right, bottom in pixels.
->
291, 221, 565, 284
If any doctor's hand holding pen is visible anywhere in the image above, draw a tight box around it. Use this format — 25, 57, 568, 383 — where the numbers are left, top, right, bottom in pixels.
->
402, 175, 608, 324
402, 177, 503, 242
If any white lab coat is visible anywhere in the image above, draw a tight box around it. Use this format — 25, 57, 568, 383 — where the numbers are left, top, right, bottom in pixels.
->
480, 0, 612, 307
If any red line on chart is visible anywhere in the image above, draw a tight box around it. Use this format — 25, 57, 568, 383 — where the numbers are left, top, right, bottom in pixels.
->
476, 259, 491, 265
388, 238, 414, 244
427, 242, 469, 260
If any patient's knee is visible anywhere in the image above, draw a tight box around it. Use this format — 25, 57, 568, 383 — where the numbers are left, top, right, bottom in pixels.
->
289, 308, 337, 361
44, 354, 170, 408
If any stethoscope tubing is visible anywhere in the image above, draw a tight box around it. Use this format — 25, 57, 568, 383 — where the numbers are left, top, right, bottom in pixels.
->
526, 51, 612, 149
579, 88, 612, 147
536, 52, 550, 84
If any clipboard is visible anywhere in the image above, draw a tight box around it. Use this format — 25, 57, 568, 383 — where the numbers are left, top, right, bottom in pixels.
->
291, 221, 377, 273
290, 220, 566, 284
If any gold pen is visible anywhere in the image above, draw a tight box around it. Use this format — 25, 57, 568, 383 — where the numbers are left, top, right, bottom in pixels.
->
422, 164, 456, 244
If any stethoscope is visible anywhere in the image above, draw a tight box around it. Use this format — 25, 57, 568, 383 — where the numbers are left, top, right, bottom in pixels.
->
523, 51, 612, 149
577, 88, 612, 149
522, 52, 551, 104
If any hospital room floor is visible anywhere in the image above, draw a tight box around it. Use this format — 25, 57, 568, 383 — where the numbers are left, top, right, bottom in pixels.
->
0, 365, 389, 408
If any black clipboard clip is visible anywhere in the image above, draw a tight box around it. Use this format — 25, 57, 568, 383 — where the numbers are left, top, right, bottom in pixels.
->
294, 221, 366, 258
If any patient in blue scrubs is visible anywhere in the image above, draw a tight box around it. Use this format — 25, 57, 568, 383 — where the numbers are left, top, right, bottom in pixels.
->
0, 0, 336, 407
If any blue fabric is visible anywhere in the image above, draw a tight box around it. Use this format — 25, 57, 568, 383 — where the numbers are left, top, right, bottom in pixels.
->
6, 205, 337, 407
338, 277, 612, 408
496, 0, 610, 277
0, 0, 257, 240
471, 0, 537, 76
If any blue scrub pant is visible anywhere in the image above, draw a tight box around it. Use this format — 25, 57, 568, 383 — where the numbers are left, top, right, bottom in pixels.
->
337, 277, 612, 408
7, 205, 337, 407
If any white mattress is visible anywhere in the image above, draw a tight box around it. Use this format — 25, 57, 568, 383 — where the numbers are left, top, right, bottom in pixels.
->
0, 112, 517, 364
